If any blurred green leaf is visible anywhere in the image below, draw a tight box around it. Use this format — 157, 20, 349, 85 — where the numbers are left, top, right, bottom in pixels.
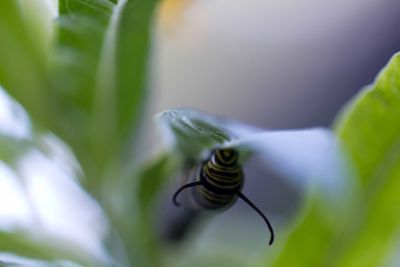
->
0, 1, 51, 127
0, 232, 56, 262
50, 0, 115, 182
137, 153, 180, 212
0, 253, 85, 267
335, 53, 400, 187
51, 0, 161, 192
157, 108, 252, 162
0, 0, 162, 266
332, 52, 400, 266
262, 196, 348, 267
0, 135, 31, 164
105, 153, 179, 267
262, 53, 400, 267
17, 0, 57, 51
0, 232, 87, 266
114, 0, 160, 147
51, 1, 163, 263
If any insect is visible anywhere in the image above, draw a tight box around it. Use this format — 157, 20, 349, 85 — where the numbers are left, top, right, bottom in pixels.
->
173, 147, 275, 245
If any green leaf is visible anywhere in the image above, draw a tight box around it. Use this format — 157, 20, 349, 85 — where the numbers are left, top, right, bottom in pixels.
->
0, 232, 88, 267
51, 0, 161, 190
137, 153, 180, 213
17, 0, 57, 51
0, 0, 161, 265
0, 1, 51, 127
0, 87, 33, 163
0, 136, 31, 164
0, 231, 57, 262
156, 108, 254, 162
261, 195, 351, 267
50, 0, 115, 181
265, 53, 400, 267
0, 253, 85, 267
332, 53, 400, 266
100, 153, 179, 267
335, 53, 400, 186
114, 0, 160, 146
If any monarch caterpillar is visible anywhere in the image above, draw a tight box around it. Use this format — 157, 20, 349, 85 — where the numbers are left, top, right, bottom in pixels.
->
173, 147, 275, 245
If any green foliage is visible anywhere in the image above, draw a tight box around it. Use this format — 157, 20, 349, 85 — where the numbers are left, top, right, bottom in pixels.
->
0, 0, 160, 266
51, 0, 159, 192
257, 53, 400, 267
156, 109, 235, 162
0, 0, 399, 267
333, 53, 400, 267
0, 232, 60, 262
0, 1, 50, 127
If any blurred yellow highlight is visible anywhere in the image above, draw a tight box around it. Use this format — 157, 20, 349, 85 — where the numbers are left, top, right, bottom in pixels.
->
157, 0, 190, 33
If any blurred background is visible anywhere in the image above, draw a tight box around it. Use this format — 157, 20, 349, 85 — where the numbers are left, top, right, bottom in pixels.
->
151, 0, 400, 129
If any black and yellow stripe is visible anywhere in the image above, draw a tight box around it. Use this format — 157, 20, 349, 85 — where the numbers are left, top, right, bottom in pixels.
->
196, 148, 243, 208
172, 147, 275, 245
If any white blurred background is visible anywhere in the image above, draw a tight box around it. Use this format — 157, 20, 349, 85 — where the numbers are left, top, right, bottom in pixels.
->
151, 0, 400, 128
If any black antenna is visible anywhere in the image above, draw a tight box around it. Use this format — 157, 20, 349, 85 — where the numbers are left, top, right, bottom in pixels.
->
173, 181, 203, 206
237, 191, 274, 245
